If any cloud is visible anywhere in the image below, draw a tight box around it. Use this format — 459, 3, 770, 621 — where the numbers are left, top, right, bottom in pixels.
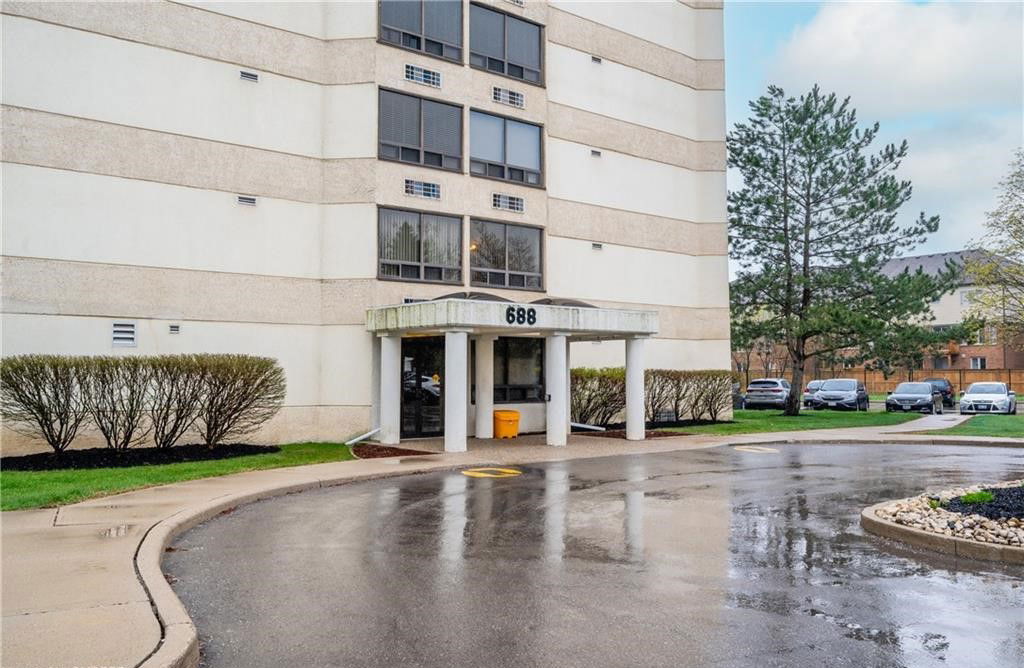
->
768, 1, 1023, 119
896, 112, 1021, 252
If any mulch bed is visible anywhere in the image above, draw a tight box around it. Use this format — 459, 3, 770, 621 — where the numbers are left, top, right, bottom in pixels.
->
944, 486, 1024, 520
585, 429, 686, 439
1, 443, 281, 472
351, 444, 433, 459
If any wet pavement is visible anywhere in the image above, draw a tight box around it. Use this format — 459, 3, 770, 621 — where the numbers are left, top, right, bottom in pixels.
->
166, 444, 1024, 667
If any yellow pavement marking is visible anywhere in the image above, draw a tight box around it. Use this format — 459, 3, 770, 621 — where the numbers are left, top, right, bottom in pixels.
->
733, 445, 779, 454
461, 467, 523, 478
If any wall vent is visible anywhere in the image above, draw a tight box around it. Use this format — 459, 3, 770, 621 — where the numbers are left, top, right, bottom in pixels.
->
403, 297, 429, 304
505, 0, 525, 7
492, 86, 525, 109
169, 324, 181, 334
590, 149, 602, 157
112, 322, 137, 347
591, 242, 604, 251
405, 179, 441, 199
591, 55, 602, 64
239, 70, 259, 82
405, 63, 441, 88
237, 195, 257, 206
492, 193, 524, 213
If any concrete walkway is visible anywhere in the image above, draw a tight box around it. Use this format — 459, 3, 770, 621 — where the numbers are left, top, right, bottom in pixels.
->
2, 415, 1020, 668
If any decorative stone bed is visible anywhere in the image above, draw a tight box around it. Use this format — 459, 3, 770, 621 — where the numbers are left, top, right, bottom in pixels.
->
861, 479, 1024, 565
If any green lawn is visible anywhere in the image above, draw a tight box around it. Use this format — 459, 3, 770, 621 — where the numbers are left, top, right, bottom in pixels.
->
1, 442, 355, 512
917, 413, 1024, 439
668, 408, 922, 436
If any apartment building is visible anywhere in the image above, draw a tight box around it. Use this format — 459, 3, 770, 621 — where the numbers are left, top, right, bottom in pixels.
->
1, 0, 729, 452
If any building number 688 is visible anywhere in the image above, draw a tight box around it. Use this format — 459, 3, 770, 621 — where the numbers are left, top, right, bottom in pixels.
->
505, 306, 537, 325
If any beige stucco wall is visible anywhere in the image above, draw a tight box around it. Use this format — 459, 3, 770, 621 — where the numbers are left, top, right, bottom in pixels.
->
1, 0, 729, 450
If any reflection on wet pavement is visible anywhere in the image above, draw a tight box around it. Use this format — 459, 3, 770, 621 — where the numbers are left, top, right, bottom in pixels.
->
166, 444, 1024, 668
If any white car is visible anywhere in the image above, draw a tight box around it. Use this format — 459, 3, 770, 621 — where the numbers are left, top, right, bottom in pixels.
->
959, 382, 1017, 415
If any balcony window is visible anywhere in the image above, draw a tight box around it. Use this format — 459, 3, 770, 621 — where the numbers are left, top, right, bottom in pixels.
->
380, 0, 463, 62
470, 219, 542, 289
469, 110, 541, 184
469, 3, 542, 83
379, 89, 462, 171
379, 207, 462, 284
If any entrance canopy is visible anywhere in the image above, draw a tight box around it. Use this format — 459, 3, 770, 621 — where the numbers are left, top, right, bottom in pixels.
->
366, 297, 658, 340
367, 297, 658, 453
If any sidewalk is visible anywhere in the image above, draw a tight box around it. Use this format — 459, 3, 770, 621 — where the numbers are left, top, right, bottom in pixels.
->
2, 416, 1020, 668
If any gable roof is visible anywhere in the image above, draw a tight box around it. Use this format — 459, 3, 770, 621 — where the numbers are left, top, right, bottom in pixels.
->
880, 250, 986, 286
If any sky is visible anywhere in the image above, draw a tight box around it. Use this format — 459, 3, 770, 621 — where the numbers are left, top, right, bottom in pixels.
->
724, 0, 1024, 257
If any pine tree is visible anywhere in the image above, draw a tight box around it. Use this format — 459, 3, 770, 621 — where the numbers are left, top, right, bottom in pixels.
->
729, 85, 956, 414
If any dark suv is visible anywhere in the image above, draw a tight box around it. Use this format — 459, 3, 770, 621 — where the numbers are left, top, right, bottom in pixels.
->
922, 378, 955, 407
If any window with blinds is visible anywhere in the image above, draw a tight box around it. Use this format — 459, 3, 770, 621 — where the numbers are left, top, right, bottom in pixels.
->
379, 207, 463, 284
380, 0, 462, 63
470, 110, 541, 185
379, 89, 462, 171
470, 219, 542, 289
470, 3, 542, 84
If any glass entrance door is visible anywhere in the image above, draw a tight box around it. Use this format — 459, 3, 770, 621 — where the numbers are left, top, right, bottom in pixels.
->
401, 337, 445, 438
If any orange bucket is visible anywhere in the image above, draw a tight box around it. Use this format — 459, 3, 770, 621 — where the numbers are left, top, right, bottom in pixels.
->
493, 410, 521, 439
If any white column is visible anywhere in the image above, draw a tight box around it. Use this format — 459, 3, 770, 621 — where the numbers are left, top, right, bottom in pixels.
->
545, 334, 568, 446
625, 337, 646, 441
444, 330, 469, 453
379, 334, 401, 445
474, 335, 496, 439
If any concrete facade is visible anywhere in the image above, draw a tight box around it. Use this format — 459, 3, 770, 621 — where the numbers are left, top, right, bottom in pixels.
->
1, 1, 729, 451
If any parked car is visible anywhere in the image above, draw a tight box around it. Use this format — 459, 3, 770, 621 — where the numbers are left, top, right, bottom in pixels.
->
885, 382, 944, 414
921, 377, 956, 407
959, 382, 1017, 415
732, 382, 746, 409
809, 378, 869, 411
802, 379, 824, 407
744, 378, 791, 409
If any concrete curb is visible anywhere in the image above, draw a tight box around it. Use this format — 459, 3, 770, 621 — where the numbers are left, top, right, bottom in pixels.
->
135, 461, 478, 668
125, 435, 1021, 667
860, 501, 1024, 566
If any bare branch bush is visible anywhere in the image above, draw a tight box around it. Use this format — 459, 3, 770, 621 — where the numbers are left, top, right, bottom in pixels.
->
0, 355, 92, 453
195, 355, 286, 447
148, 355, 205, 449
85, 356, 154, 450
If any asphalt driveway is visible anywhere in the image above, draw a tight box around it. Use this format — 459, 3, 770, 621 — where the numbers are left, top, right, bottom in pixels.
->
166, 444, 1024, 668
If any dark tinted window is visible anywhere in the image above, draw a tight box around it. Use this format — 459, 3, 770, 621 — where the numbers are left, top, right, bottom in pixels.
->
469, 4, 543, 83
470, 220, 542, 289
380, 0, 462, 62
895, 383, 932, 394
379, 90, 462, 171
379, 207, 462, 283
469, 110, 542, 184
820, 379, 857, 391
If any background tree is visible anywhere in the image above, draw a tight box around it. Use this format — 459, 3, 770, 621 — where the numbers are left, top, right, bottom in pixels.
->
965, 150, 1024, 346
729, 85, 955, 415
862, 322, 977, 379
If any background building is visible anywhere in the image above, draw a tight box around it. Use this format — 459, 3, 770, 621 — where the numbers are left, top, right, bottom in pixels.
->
1, 0, 729, 451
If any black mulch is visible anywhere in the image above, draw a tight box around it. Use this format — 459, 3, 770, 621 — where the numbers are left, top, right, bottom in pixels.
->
351, 444, 433, 459
943, 486, 1024, 520
1, 443, 280, 472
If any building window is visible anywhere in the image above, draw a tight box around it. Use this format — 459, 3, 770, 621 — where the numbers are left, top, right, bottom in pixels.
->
379, 207, 462, 283
469, 110, 542, 184
469, 3, 542, 83
970, 357, 987, 370
470, 220, 542, 289
379, 0, 462, 63
473, 337, 545, 403
932, 355, 950, 370
379, 89, 462, 171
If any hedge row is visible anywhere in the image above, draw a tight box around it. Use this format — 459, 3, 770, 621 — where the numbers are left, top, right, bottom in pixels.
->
571, 368, 735, 427
0, 354, 286, 453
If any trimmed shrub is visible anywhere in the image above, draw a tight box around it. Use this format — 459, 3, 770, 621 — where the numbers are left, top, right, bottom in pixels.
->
195, 354, 286, 447
571, 367, 626, 427
571, 367, 734, 425
85, 356, 153, 450
0, 355, 92, 453
148, 355, 205, 449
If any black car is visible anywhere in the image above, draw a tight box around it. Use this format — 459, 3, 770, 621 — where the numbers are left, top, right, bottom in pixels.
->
885, 382, 944, 414
921, 377, 955, 407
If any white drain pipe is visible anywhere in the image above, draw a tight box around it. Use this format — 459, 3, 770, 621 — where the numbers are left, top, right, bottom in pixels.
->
571, 422, 606, 432
345, 427, 381, 446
